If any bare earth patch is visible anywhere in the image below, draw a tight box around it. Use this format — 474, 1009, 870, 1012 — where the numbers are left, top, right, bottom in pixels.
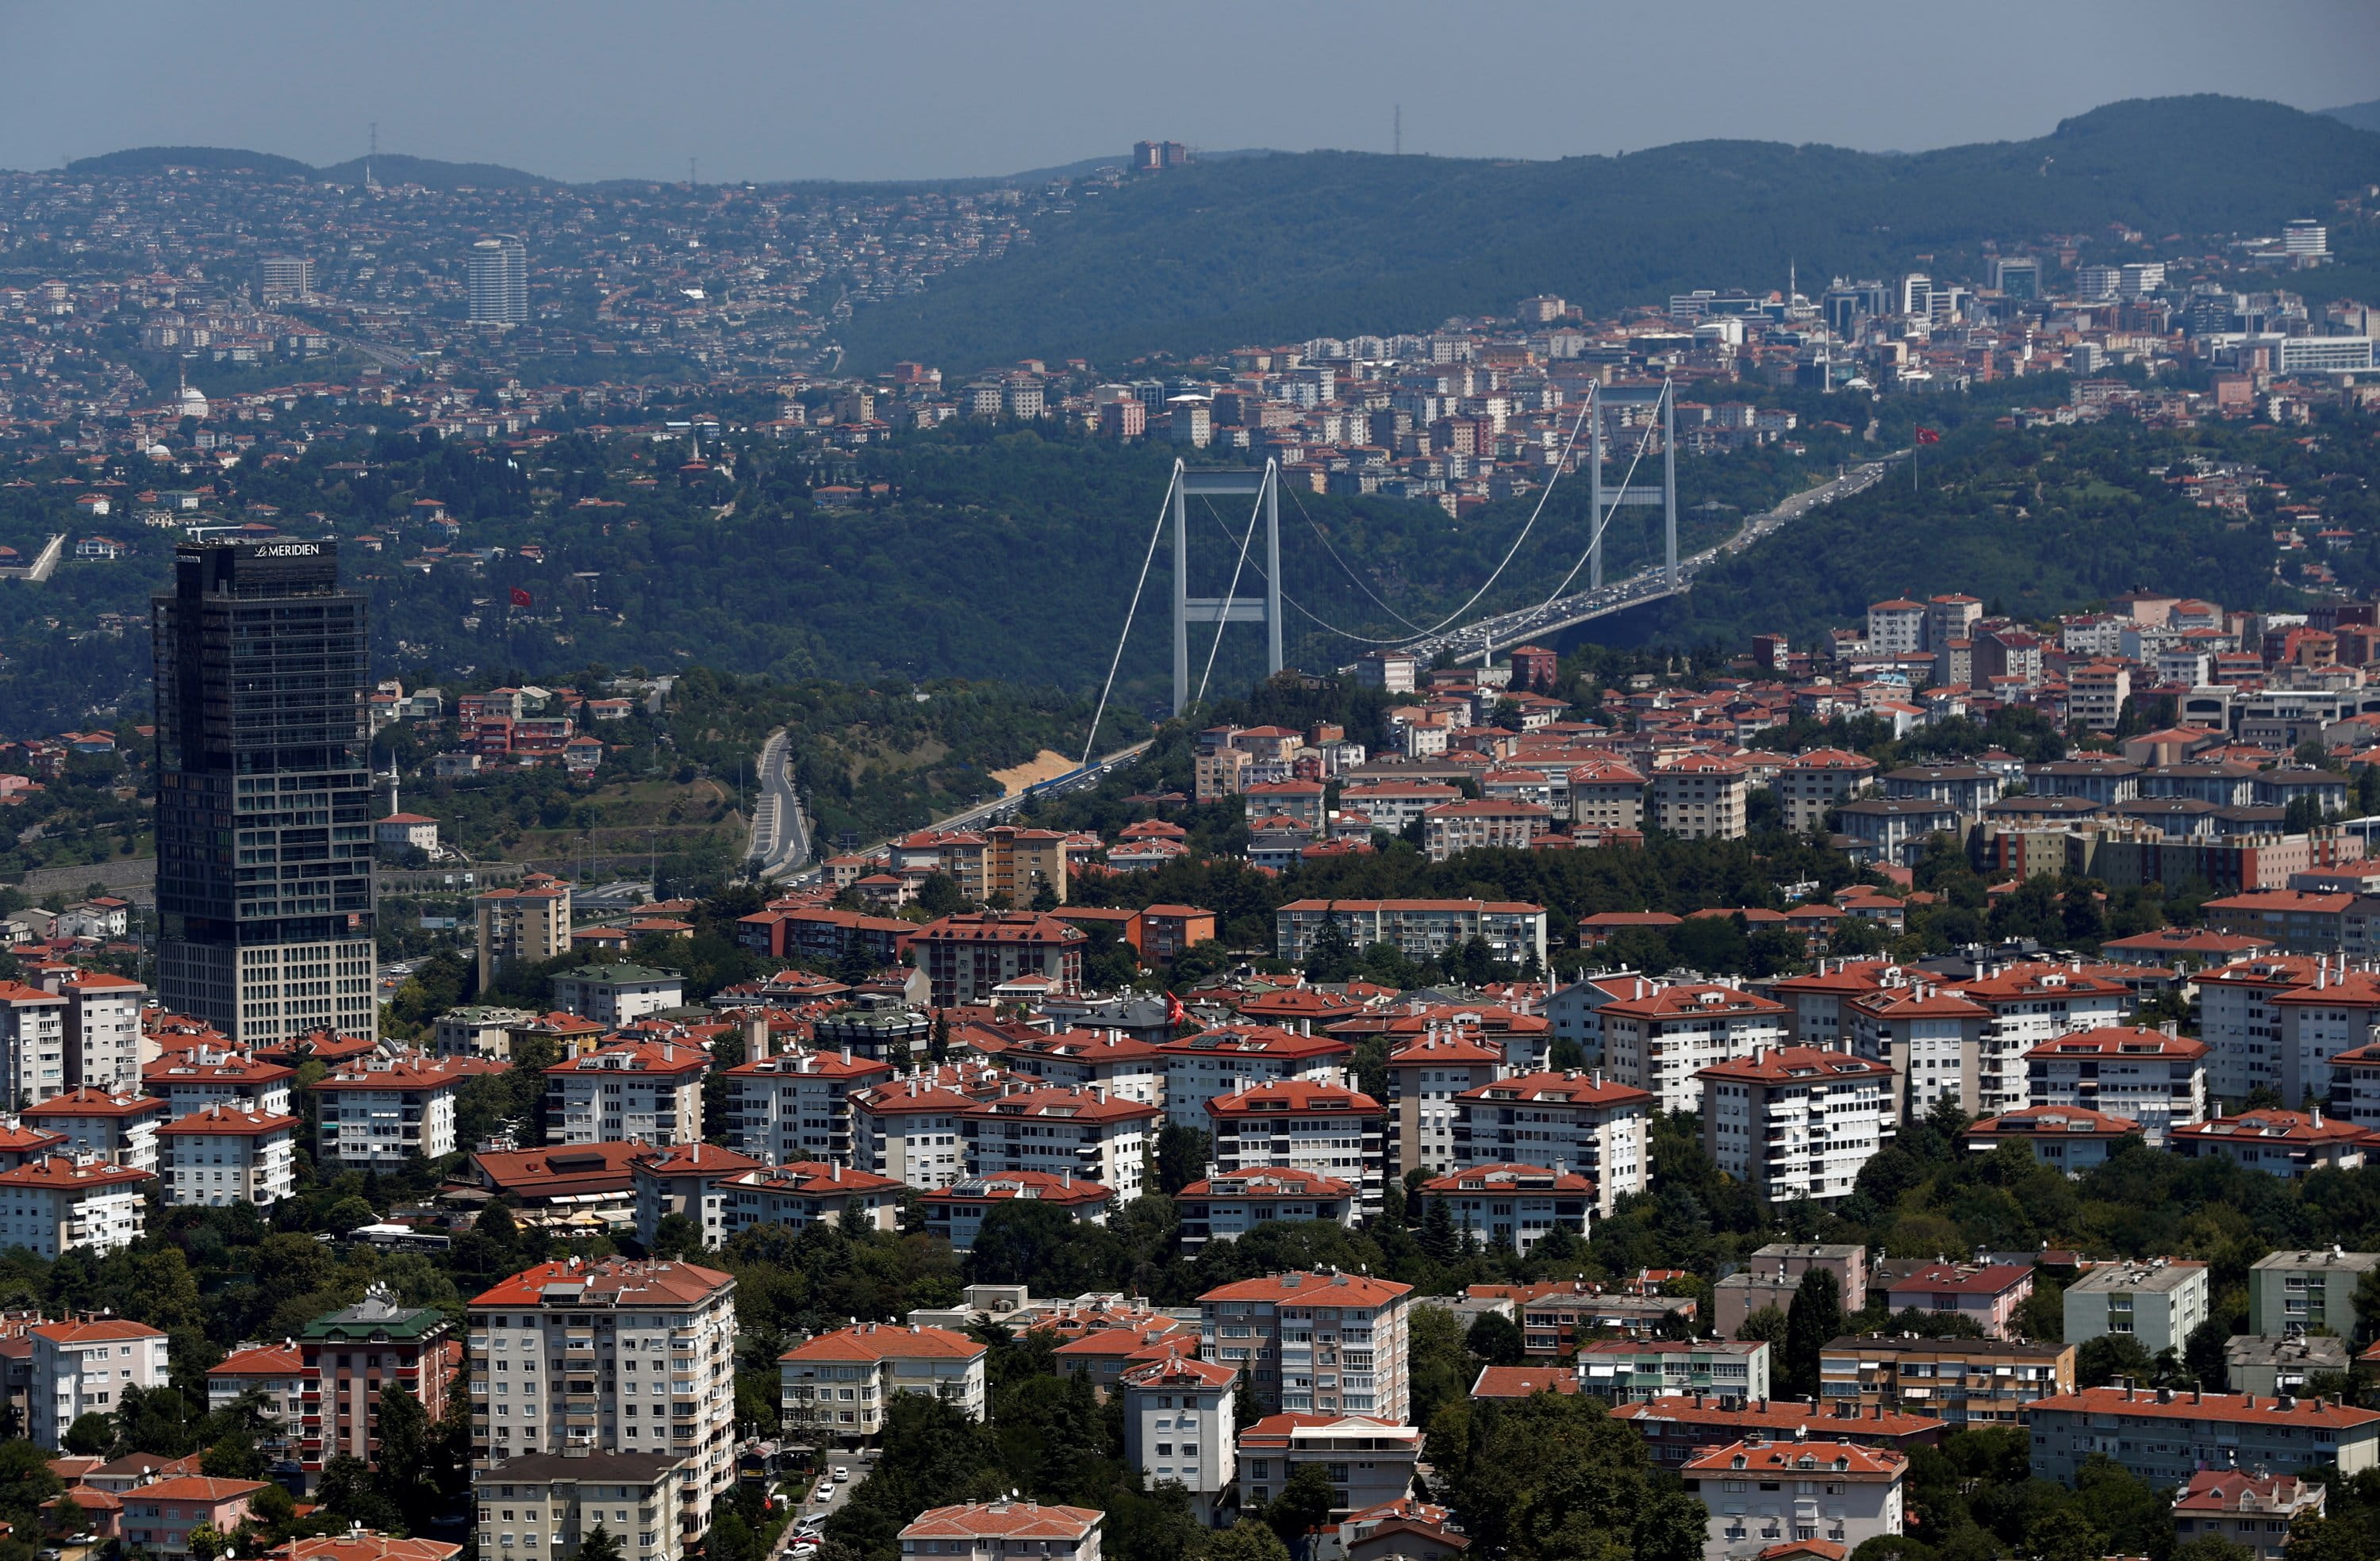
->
989, 749, 1076, 796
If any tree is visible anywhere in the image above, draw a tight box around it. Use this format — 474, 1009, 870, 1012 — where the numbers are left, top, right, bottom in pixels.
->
1784, 1268, 1843, 1398
648, 1212, 704, 1260
1157, 1126, 1210, 1196
62, 1410, 113, 1454
575, 1525, 627, 1561
705, 1513, 762, 1561
1468, 1310, 1526, 1367
2183, 1316, 2232, 1392
2022, 1506, 2107, 1561
2075, 1333, 2157, 1389
1737, 1306, 1789, 1347
1418, 1195, 1460, 1262
1204, 1521, 1292, 1561
1265, 1464, 1338, 1550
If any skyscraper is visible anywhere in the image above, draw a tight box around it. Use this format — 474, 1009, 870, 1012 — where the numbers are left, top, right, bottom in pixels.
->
467, 236, 528, 324
153, 541, 377, 1045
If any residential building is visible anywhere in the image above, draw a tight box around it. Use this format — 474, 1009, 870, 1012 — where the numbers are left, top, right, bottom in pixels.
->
2226, 1334, 2351, 1398
21, 1087, 169, 1172
850, 1063, 1008, 1191
1274, 899, 1549, 970
1475, 1278, 1700, 1355
466, 1260, 739, 1537
2173, 1109, 2370, 1176
779, 1321, 988, 1442
1120, 1352, 1238, 1526
1962, 1106, 2143, 1176
1207, 1080, 1388, 1216
1420, 799, 1554, 860
2025, 1027, 2208, 1146
1775, 750, 1881, 833
1199, 1270, 1413, 1420
2062, 1260, 2212, 1355
0, 1153, 154, 1256
896, 1501, 1103, 1561
472, 1451, 687, 1561
2273, 971, 2380, 1110
2026, 1385, 2380, 1484
1235, 1414, 1422, 1522
2249, 1249, 2380, 1339
31, 1317, 171, 1449
1453, 1070, 1654, 1214
1711, 1245, 1871, 1337
2200, 957, 2325, 1101
313, 1052, 498, 1165
474, 885, 576, 991
59, 972, 145, 1091
550, 965, 684, 1027
1653, 754, 1749, 839
1818, 1334, 2075, 1426
1700, 1045, 1896, 1203
1570, 759, 1649, 831
1684, 1440, 1906, 1561
1384, 1027, 1511, 1176
627, 1143, 765, 1249
1578, 1337, 1772, 1404
0, 982, 69, 1106
1177, 1168, 1358, 1252
120, 1476, 267, 1559
1881, 1263, 2036, 1340
544, 1041, 708, 1146
713, 1159, 904, 1241
434, 1005, 541, 1059
154, 542, 378, 1046
921, 1170, 1111, 1252
1613, 1398, 1944, 1468
300, 1284, 462, 1474
1417, 1164, 1594, 1254
1843, 982, 2002, 1118
467, 236, 529, 324
206, 1341, 312, 1469
145, 1046, 296, 1116
2171, 1469, 2325, 1561
963, 1082, 1157, 1202
1600, 982, 1791, 1115
1154, 1028, 1352, 1130
912, 912, 1086, 1007
720, 1046, 892, 1165
160, 1103, 298, 1206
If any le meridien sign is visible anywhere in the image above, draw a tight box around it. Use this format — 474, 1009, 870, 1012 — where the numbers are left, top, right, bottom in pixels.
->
247, 542, 324, 558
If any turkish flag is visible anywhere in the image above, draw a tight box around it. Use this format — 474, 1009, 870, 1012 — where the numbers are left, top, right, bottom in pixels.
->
509, 587, 533, 607
1914, 427, 1941, 444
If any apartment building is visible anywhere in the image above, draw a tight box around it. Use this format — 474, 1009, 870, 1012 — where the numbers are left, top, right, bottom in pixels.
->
1883, 1263, 2036, 1339
31, 1317, 171, 1449
21, 1086, 169, 1172
897, 1501, 1104, 1561
779, 1321, 988, 1443
2249, 1249, 2380, 1339
1120, 1352, 1238, 1526
1419, 798, 1554, 859
1207, 1080, 1388, 1217
300, 1285, 462, 1475
160, 1103, 298, 1206
0, 1153, 154, 1256
313, 1052, 499, 1165
144, 1047, 297, 1116
911, 911, 1085, 1007
206, 1341, 311, 1468
543, 1041, 708, 1146
466, 1260, 739, 1539
1570, 758, 1649, 830
474, 882, 573, 991
1417, 1163, 1594, 1253
1177, 1168, 1359, 1252
1700, 1045, 1896, 1203
920, 1169, 1111, 1252
713, 1159, 904, 1242
1652, 754, 1749, 839
2273, 970, 2380, 1109
2027, 1385, 2380, 1485
550, 966, 685, 1028
1962, 1105, 2143, 1176
120, 1476, 267, 1559
962, 1082, 1157, 1203
1599, 982, 1791, 1114
625, 1142, 763, 1248
2062, 1260, 2212, 1355
59, 972, 146, 1091
1453, 1069, 1653, 1214
1775, 750, 1881, 833
472, 1452, 687, 1561
2198, 956, 2324, 1101
2171, 1469, 2327, 1561
0, 981, 70, 1106
1842, 983, 2002, 1117
968, 1026, 1169, 1108
1235, 1414, 1422, 1523
1954, 964, 2131, 1057
1200, 1270, 1413, 1420
1615, 1397, 1945, 1469
1819, 1335, 2075, 1426
850, 1063, 1009, 1191
1685, 1439, 1907, 1561
1579, 1337, 1772, 1404
1274, 898, 1549, 970
2025, 1027, 2208, 1147
1381, 1027, 1509, 1176
2174, 1107, 2370, 1176
720, 1045, 893, 1165
1154, 1027, 1352, 1130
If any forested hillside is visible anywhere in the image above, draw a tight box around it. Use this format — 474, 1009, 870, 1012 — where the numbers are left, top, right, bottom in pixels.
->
837, 97, 2380, 370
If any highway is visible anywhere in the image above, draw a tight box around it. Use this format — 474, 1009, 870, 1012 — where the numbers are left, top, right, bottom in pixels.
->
747, 727, 812, 879
1391, 451, 1904, 665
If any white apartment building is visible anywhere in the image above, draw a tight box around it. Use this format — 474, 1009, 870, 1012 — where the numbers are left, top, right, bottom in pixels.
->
1454, 1069, 1654, 1214
0, 1152, 154, 1256
433, 1004, 539, 1059
1176, 1167, 1359, 1252
1273, 898, 1549, 970
2274, 972, 2380, 1110
31, 1317, 170, 1451
850, 1065, 1007, 1191
2025, 1027, 2209, 1147
60, 973, 146, 1091
1599, 982, 1791, 1115
628, 1141, 765, 1249
1199, 1269, 1413, 1420
1867, 600, 1927, 655
21, 1086, 170, 1172
1775, 750, 1881, 834
963, 1083, 1157, 1203
474, 1450, 688, 1561
144, 1047, 297, 1117
2062, 1259, 2211, 1355
1652, 755, 1750, 840
313, 1052, 497, 1165
897, 1502, 1104, 1561
466, 1260, 740, 1540
1569, 758, 1649, 831
1685, 1440, 1907, 1561
713, 1159, 904, 1243
1956, 964, 2131, 1059
160, 1103, 298, 1206
1700, 1046, 1897, 1203
2198, 956, 2320, 1102
1121, 1352, 1238, 1526
720, 1045, 893, 1165
551, 965, 685, 1029
779, 1321, 988, 1443
1207, 1080, 1387, 1216
1383, 1027, 1508, 1176
0, 981, 69, 1107
1154, 1028, 1352, 1130
1843, 983, 2006, 1117
1418, 1163, 1595, 1252
544, 1041, 708, 1146
1236, 1414, 1423, 1522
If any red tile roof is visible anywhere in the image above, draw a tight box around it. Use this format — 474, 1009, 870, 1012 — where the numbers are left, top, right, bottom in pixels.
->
781, 1321, 986, 1363
1199, 1270, 1413, 1306
470, 1258, 732, 1308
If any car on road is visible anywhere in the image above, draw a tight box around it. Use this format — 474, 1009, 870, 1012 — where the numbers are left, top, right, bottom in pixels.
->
832, 1466, 851, 1482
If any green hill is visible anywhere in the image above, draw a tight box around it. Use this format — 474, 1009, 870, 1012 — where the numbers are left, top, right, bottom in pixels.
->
2324, 99, 2380, 134
836, 96, 2380, 372
59, 144, 553, 189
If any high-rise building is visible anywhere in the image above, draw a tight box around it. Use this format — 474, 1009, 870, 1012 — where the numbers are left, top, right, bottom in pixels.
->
153, 541, 377, 1045
469, 236, 529, 324
254, 255, 313, 303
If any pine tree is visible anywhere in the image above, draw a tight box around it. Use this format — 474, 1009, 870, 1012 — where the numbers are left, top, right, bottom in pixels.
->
1418, 1196, 1459, 1263
1784, 1268, 1843, 1398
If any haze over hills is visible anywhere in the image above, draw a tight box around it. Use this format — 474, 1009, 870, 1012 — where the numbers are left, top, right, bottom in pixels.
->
63, 144, 559, 190
2324, 98, 2380, 133
838, 95, 2380, 371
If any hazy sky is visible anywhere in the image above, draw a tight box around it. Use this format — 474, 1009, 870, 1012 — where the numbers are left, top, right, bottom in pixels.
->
4, 0, 2376, 183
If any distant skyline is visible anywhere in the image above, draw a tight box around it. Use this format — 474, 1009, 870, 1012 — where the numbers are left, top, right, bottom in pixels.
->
3, 0, 2377, 185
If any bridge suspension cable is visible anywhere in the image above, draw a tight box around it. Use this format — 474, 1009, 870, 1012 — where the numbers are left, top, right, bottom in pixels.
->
1078, 464, 1179, 768
1193, 481, 1269, 708
1521, 382, 1666, 616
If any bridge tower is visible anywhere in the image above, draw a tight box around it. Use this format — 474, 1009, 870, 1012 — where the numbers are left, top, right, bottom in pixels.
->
1584, 379, 1678, 593
1172, 461, 1282, 715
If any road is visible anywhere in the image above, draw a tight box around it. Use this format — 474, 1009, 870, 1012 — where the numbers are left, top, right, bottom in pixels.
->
1388, 451, 1904, 665
776, 1450, 877, 1559
747, 727, 812, 880
778, 737, 1154, 888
